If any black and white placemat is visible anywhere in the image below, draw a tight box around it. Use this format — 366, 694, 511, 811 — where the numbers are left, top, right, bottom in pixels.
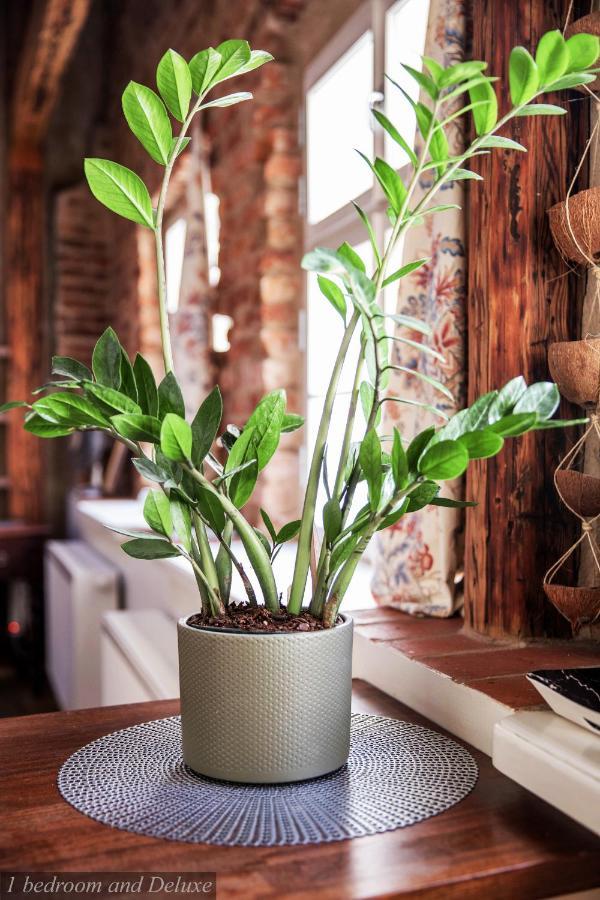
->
57, 713, 478, 846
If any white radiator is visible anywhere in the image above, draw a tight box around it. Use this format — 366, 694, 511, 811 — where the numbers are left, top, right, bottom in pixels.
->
44, 540, 119, 710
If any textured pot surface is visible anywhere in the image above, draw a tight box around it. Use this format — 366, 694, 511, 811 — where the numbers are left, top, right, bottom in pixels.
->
177, 614, 353, 783
548, 339, 600, 408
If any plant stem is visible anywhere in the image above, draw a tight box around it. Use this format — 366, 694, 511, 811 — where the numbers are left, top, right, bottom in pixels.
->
212, 520, 257, 606
287, 309, 360, 615
186, 464, 280, 612
192, 510, 224, 615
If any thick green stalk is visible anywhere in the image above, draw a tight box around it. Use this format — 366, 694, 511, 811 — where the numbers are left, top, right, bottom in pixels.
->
186, 465, 280, 612
192, 510, 224, 615
288, 309, 360, 615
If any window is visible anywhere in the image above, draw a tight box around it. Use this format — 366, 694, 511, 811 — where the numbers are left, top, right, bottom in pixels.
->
303, 0, 430, 519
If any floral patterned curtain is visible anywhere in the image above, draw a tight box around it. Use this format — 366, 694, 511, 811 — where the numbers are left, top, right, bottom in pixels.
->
372, 0, 468, 617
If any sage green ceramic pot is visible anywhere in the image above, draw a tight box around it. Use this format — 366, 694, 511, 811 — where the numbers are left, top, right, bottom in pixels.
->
177, 614, 353, 783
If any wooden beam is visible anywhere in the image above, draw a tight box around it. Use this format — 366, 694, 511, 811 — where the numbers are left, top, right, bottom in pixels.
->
5, 0, 90, 522
11, 0, 91, 144
464, 0, 587, 639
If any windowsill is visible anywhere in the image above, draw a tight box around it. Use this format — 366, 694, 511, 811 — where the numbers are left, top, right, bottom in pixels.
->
352, 606, 600, 835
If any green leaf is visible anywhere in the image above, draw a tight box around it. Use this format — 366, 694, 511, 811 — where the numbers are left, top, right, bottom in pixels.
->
565, 33, 600, 73
281, 412, 304, 433
352, 202, 382, 266
85, 383, 141, 415
359, 152, 407, 212
513, 382, 559, 419
24, 414, 73, 438
423, 55, 444, 84
92, 327, 122, 389
158, 371, 185, 419
301, 247, 349, 276
119, 349, 138, 403
170, 136, 191, 160
122, 81, 172, 165
359, 381, 381, 427
418, 439, 469, 480
200, 91, 252, 110
545, 71, 596, 90
401, 63, 438, 99
533, 417, 589, 430
170, 498, 192, 551
51, 356, 92, 382
406, 480, 439, 512
479, 135, 527, 152
382, 258, 428, 288
143, 489, 173, 537
189, 47, 222, 95
260, 508, 277, 542
431, 496, 477, 508
33, 393, 110, 428
385, 312, 432, 336
458, 429, 504, 459
276, 519, 301, 544
156, 49, 192, 121
111, 413, 161, 443
515, 102, 566, 116
191, 386, 222, 465
371, 109, 418, 167
197, 484, 226, 534
84, 158, 154, 228
391, 428, 408, 490
323, 497, 342, 544
451, 167, 483, 181
468, 78, 498, 134
133, 354, 159, 417
161, 413, 193, 461
377, 497, 410, 530
225, 426, 258, 507
406, 426, 436, 472
509, 46, 540, 104
439, 60, 487, 87
359, 428, 383, 511
237, 49, 274, 75
337, 241, 366, 273
121, 538, 179, 560
244, 390, 285, 470
535, 30, 569, 85
132, 457, 169, 483
0, 401, 29, 414
488, 412, 537, 437
317, 275, 346, 320
254, 527, 272, 556
414, 103, 448, 175
488, 376, 526, 422
212, 39, 251, 83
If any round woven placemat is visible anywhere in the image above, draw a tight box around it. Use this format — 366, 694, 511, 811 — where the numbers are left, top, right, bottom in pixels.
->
58, 713, 478, 846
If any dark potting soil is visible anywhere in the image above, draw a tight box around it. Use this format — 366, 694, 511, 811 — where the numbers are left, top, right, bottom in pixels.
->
186, 604, 341, 634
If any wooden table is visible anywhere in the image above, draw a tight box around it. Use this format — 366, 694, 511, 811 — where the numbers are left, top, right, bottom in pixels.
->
1, 681, 599, 899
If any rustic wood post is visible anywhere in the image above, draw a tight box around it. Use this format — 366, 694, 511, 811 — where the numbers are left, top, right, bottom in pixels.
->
463, 0, 588, 639
5, 0, 90, 522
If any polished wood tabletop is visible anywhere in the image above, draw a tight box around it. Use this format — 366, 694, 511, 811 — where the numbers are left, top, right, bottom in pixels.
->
1, 680, 599, 899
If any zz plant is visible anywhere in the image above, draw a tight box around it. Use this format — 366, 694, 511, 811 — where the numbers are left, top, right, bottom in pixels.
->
3, 33, 597, 627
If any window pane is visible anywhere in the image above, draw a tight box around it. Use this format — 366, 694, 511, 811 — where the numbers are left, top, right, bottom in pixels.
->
307, 31, 374, 224
384, 0, 430, 169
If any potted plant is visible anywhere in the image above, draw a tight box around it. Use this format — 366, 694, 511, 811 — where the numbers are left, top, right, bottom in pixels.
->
3, 32, 598, 783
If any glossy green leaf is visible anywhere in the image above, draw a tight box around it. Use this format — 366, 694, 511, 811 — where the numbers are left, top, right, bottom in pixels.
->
515, 103, 566, 116
276, 519, 301, 544
132, 457, 169, 483
414, 102, 448, 175
85, 383, 141, 415
143, 489, 173, 537
317, 275, 346, 320
189, 47, 222, 94
323, 497, 342, 544
170, 136, 191, 160
439, 60, 487, 87
565, 33, 600, 73
121, 538, 179, 560
225, 426, 258, 507
301, 247, 349, 276
0, 401, 29, 414
359, 381, 381, 427
156, 49, 192, 121
488, 376, 526, 422
423, 55, 444, 84
371, 109, 418, 167
385, 312, 432, 336
133, 354, 159, 417
160, 413, 193, 461
170, 497, 192, 551
406, 480, 439, 512
51, 356, 92, 382
488, 412, 537, 437
84, 159, 154, 228
391, 428, 408, 490
359, 428, 383, 511
196, 484, 226, 534
406, 426, 435, 472
191, 386, 222, 466
535, 30, 569, 85
545, 71, 596, 90
418, 439, 469, 480
24, 414, 73, 438
122, 81, 172, 165
352, 202, 382, 266
92, 327, 122, 389
458, 429, 504, 459
158, 371, 185, 419
513, 382, 559, 419
451, 167, 483, 181
119, 350, 138, 403
111, 413, 161, 443
281, 413, 304, 433
509, 46, 540, 104
260, 508, 277, 542
533, 416, 588, 430
237, 49, 274, 75
337, 241, 366, 273
200, 91, 252, 110
358, 152, 407, 212
468, 78, 498, 134
401, 63, 438, 99
212, 39, 251, 84
382, 258, 428, 288
430, 496, 477, 508
244, 390, 286, 470
33, 393, 110, 428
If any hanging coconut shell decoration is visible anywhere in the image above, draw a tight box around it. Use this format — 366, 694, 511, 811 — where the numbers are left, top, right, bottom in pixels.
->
566, 12, 600, 92
548, 186, 600, 266
543, 583, 600, 635
555, 469, 600, 518
548, 338, 600, 407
